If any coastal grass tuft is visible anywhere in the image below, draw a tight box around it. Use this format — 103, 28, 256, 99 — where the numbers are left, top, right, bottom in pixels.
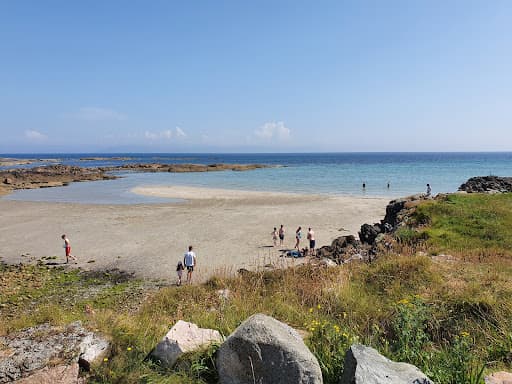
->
413, 193, 512, 257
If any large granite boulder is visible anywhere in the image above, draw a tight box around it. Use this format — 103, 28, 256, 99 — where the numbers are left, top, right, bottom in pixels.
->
217, 313, 322, 384
339, 344, 433, 384
150, 320, 223, 368
0, 322, 108, 383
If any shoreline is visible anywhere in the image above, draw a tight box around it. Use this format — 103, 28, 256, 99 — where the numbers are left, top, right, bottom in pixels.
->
0, 186, 389, 281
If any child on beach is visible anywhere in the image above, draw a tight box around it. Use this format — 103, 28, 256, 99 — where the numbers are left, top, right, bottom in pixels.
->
271, 227, 278, 246
176, 261, 184, 286
61, 234, 77, 263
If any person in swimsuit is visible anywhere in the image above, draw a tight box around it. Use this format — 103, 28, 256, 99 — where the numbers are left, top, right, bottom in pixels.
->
307, 227, 315, 255
278, 225, 285, 246
61, 234, 77, 263
295, 226, 302, 250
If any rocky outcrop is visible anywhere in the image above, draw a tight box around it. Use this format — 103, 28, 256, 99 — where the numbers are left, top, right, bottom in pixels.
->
150, 320, 223, 368
0, 165, 116, 195
0, 322, 109, 383
459, 176, 512, 193
0, 163, 270, 196
217, 313, 322, 384
100, 163, 269, 173
340, 344, 433, 384
0, 158, 60, 167
315, 235, 361, 264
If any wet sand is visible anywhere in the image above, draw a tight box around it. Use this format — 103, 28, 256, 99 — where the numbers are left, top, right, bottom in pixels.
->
0, 186, 389, 282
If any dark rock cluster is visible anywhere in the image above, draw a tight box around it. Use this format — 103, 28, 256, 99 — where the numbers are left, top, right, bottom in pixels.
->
459, 176, 512, 193
315, 194, 428, 264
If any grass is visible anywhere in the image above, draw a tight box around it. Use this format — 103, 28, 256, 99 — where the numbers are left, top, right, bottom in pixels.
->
1, 193, 512, 383
412, 193, 512, 257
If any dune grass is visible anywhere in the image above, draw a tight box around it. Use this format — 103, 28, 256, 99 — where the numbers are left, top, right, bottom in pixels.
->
412, 193, 512, 257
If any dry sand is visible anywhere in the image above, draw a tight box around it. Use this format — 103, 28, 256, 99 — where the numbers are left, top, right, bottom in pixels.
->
0, 185, 390, 282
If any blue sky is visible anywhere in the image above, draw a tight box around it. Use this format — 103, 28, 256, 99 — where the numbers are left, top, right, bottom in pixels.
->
1, 1, 511, 153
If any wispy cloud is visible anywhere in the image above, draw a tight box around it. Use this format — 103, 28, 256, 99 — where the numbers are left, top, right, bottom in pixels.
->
24, 130, 47, 141
175, 127, 186, 137
144, 127, 186, 140
254, 121, 291, 141
64, 107, 127, 121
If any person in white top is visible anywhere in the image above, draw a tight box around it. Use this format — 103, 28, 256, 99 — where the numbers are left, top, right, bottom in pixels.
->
307, 228, 315, 256
183, 245, 197, 284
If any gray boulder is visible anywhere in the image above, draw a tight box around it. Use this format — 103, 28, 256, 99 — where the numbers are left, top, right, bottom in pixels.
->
359, 224, 381, 245
340, 344, 433, 384
11, 363, 84, 384
485, 371, 512, 384
0, 322, 108, 383
217, 313, 322, 384
150, 320, 223, 368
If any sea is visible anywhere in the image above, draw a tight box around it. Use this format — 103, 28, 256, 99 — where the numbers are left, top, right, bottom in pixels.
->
2, 152, 512, 204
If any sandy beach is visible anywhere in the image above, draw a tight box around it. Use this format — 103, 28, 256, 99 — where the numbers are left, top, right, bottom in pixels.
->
0, 186, 389, 282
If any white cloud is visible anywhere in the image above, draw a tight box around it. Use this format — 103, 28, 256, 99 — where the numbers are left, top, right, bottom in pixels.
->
254, 121, 291, 141
175, 127, 186, 137
144, 127, 186, 141
24, 130, 47, 141
161, 130, 173, 139
144, 131, 160, 140
65, 107, 126, 121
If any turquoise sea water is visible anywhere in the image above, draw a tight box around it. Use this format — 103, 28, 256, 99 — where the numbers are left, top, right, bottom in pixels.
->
2, 153, 512, 204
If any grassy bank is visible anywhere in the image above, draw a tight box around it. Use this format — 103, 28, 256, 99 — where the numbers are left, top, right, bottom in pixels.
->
1, 193, 512, 383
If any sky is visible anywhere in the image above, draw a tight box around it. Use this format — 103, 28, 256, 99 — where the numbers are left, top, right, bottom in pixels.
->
0, 0, 511, 153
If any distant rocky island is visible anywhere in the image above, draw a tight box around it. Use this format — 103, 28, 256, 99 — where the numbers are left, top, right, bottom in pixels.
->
0, 163, 270, 196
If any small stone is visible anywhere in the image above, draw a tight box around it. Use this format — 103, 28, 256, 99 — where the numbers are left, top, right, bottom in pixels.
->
485, 371, 512, 384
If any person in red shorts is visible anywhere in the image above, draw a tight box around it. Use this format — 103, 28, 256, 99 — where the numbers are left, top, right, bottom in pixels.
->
61, 234, 77, 263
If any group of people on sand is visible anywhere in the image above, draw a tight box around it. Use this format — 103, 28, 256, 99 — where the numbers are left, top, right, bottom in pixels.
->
271, 225, 316, 256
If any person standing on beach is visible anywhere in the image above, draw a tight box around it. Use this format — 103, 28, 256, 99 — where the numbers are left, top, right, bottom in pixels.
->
279, 225, 285, 246
426, 183, 432, 196
183, 245, 197, 284
61, 234, 77, 263
295, 226, 302, 250
271, 227, 278, 246
307, 228, 315, 255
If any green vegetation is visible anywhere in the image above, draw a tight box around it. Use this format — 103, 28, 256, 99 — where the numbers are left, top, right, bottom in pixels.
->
412, 193, 512, 257
1, 193, 512, 383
